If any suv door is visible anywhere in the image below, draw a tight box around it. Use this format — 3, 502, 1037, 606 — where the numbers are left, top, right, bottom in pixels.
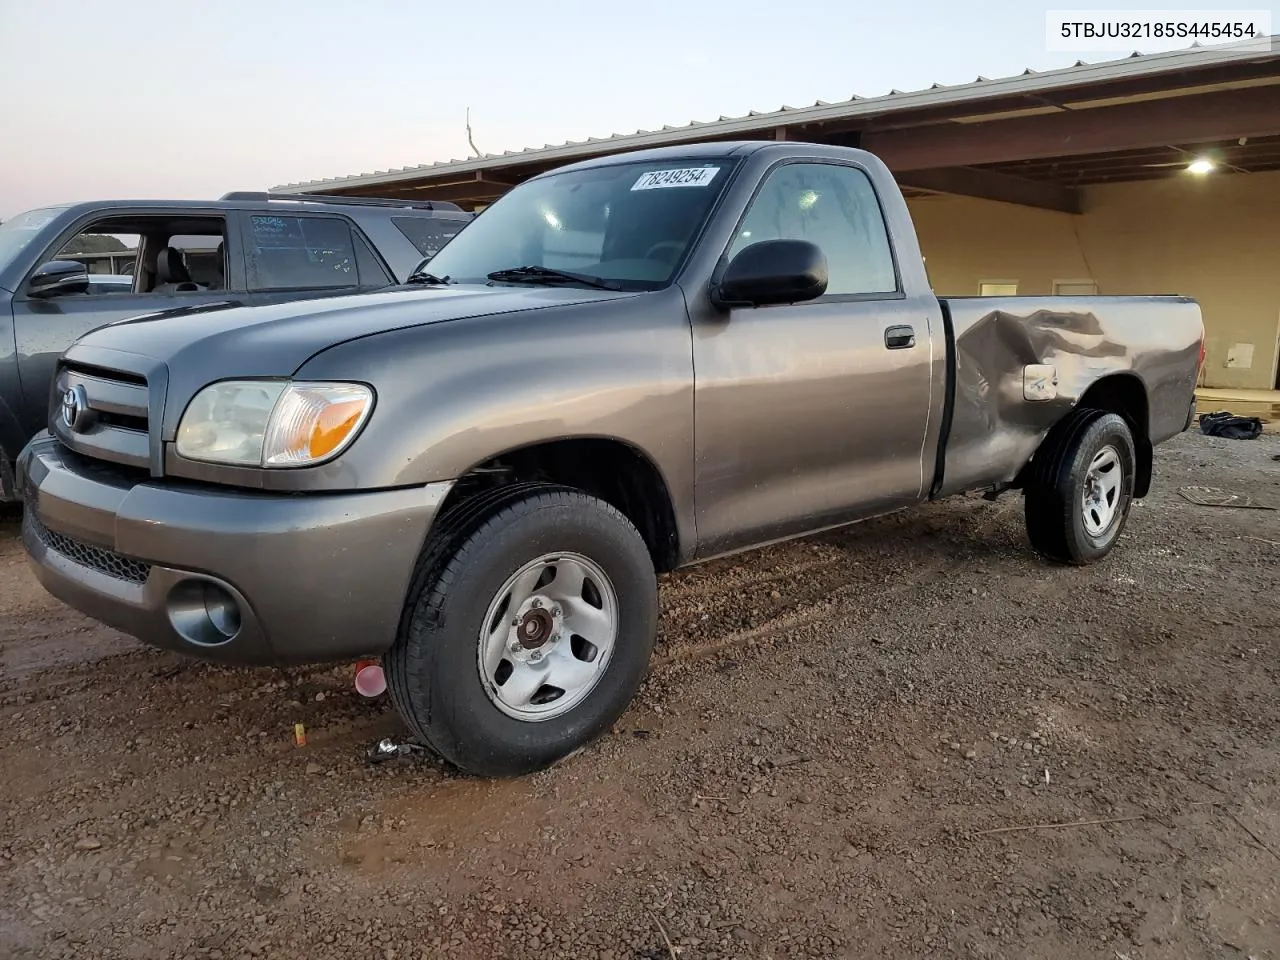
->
11, 211, 238, 433
692, 159, 936, 557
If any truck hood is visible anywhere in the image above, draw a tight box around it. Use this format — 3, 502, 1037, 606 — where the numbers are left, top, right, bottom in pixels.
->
70, 284, 640, 378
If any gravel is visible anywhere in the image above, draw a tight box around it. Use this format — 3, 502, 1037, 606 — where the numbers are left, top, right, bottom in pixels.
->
1, 430, 1278, 958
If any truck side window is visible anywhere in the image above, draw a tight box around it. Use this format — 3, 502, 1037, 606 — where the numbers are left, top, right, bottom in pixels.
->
729, 163, 897, 297
245, 215, 359, 292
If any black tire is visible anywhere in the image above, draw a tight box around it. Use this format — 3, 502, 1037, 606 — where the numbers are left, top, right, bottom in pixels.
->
1024, 409, 1137, 565
386, 487, 658, 777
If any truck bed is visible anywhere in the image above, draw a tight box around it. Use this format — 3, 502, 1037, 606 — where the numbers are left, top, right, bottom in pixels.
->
931, 294, 1205, 499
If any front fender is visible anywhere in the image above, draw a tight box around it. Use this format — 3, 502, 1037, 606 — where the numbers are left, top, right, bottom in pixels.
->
293, 290, 698, 545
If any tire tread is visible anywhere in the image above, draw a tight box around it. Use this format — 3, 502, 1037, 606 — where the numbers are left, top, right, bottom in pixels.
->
1025, 408, 1134, 565
386, 486, 652, 775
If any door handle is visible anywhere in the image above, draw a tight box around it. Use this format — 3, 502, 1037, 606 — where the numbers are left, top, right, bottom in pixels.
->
885, 324, 916, 349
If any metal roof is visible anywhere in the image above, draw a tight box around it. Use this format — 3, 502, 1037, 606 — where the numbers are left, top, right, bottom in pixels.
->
272, 37, 1280, 193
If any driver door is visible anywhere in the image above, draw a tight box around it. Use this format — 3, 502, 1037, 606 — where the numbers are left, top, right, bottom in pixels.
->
691, 159, 937, 558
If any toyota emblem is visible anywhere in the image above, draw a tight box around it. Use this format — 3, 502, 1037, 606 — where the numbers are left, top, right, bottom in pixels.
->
60, 384, 91, 432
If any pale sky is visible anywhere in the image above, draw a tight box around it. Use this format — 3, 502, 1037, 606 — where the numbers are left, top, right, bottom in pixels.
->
1, 0, 1274, 218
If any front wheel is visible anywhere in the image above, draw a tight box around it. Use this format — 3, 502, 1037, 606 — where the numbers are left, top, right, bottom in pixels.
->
385, 488, 658, 777
1024, 409, 1137, 565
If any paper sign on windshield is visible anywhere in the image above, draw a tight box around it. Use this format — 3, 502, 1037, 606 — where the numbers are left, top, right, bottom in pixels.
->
631, 168, 720, 191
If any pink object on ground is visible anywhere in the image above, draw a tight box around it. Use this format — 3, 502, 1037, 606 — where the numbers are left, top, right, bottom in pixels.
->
354, 662, 386, 697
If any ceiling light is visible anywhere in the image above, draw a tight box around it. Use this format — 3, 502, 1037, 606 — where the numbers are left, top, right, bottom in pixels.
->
1186, 158, 1215, 175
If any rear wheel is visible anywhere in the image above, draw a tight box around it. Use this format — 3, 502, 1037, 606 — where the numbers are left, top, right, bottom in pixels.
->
385, 487, 658, 777
1024, 409, 1137, 565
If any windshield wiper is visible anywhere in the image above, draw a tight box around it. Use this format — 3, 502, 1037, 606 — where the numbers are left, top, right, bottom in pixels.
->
406, 270, 452, 285
486, 265, 622, 291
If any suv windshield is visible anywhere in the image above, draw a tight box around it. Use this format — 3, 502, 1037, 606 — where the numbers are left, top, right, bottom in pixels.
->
422, 158, 737, 290
0, 206, 70, 274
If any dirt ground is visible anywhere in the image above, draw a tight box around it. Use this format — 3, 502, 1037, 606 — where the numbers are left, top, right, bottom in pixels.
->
2, 430, 1278, 960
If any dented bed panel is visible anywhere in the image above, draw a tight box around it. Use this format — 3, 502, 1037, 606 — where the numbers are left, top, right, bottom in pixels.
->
935, 295, 1203, 499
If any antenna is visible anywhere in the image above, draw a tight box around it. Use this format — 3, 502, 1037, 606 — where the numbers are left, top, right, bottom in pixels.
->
466, 107, 482, 158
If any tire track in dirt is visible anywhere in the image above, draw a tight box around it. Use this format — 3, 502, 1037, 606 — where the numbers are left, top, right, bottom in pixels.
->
653, 497, 1026, 669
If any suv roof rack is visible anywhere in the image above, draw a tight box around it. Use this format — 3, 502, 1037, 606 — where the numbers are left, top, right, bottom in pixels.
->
219, 190, 465, 212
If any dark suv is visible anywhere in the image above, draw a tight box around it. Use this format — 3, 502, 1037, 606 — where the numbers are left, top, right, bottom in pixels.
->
0, 192, 472, 500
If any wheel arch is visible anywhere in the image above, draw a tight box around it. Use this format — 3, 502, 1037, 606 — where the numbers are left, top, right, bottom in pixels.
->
1075, 373, 1152, 497
430, 435, 684, 574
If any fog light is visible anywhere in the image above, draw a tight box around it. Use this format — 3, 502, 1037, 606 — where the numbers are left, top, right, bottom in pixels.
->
168, 580, 242, 647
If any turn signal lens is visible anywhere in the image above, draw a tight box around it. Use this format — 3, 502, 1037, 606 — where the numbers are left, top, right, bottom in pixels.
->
263, 383, 374, 467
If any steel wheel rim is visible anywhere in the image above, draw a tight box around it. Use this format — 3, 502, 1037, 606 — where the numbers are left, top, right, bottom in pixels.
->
1081, 444, 1123, 537
477, 552, 619, 722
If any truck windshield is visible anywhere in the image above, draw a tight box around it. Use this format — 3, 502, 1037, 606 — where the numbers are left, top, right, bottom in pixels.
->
0, 205, 70, 274
420, 159, 737, 290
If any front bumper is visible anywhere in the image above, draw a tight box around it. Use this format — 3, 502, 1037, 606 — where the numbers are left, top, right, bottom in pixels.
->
17, 434, 452, 666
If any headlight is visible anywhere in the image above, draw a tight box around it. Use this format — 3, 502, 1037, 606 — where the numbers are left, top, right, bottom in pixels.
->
175, 380, 374, 468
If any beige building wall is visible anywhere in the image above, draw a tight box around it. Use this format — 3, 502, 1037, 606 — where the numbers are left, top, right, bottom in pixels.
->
905, 169, 1280, 390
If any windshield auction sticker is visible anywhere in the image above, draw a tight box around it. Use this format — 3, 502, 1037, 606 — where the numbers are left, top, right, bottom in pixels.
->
631, 167, 721, 190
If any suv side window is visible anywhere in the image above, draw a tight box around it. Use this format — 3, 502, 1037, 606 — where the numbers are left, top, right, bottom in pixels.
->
728, 162, 898, 297
167, 234, 226, 289
244, 214, 359, 292
55, 228, 140, 282
391, 216, 470, 259
34, 214, 228, 295
351, 230, 394, 287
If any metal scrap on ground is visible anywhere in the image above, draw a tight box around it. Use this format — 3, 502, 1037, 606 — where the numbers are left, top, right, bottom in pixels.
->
1179, 486, 1277, 510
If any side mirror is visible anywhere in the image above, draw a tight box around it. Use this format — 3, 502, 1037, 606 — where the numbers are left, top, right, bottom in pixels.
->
713, 239, 827, 308
28, 260, 90, 298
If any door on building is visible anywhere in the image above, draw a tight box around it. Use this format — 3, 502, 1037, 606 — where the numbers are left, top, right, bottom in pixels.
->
979, 281, 1019, 296
1052, 279, 1099, 296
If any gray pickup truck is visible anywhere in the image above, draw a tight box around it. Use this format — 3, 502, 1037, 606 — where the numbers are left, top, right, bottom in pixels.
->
16, 141, 1204, 777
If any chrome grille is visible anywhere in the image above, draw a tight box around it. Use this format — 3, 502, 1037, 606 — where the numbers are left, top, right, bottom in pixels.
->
23, 498, 151, 585
51, 362, 151, 470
